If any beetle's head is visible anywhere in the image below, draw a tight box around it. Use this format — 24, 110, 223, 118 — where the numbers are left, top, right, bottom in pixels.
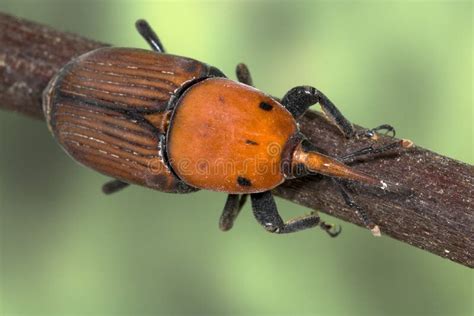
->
282, 134, 399, 194
283, 134, 412, 196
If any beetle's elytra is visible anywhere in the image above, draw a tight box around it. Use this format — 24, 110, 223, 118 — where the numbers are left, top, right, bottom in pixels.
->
43, 47, 209, 193
43, 20, 411, 236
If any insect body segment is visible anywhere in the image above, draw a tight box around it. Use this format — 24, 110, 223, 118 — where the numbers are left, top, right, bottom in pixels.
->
43, 20, 410, 237
43, 47, 217, 193
167, 77, 297, 194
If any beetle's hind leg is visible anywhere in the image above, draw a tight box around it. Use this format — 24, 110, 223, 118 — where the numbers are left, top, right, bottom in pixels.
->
102, 179, 129, 195
135, 19, 166, 53
281, 86, 395, 140
219, 194, 248, 231
251, 191, 341, 236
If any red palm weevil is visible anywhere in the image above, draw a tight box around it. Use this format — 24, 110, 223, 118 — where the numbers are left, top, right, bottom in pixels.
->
43, 20, 412, 236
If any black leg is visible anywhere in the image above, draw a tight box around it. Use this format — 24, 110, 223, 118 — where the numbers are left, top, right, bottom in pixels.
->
355, 124, 396, 139
281, 86, 395, 139
332, 179, 381, 236
102, 179, 129, 195
219, 194, 248, 231
319, 221, 343, 238
251, 191, 340, 236
281, 86, 356, 137
339, 139, 411, 163
236, 63, 253, 86
135, 19, 166, 53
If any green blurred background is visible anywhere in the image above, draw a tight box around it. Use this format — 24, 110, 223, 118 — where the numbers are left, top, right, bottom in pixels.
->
0, 1, 472, 315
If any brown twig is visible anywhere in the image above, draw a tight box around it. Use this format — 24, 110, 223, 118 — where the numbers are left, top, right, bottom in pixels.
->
1, 12, 472, 267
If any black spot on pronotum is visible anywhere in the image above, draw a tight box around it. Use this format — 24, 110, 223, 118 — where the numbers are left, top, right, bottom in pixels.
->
237, 176, 252, 187
259, 102, 273, 111
246, 139, 259, 145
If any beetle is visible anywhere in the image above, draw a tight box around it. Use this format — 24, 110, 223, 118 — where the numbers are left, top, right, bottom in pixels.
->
43, 19, 411, 236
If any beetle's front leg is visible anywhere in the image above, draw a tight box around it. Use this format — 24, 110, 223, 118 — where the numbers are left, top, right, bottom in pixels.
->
281, 86, 395, 140
251, 191, 340, 236
355, 124, 396, 140
339, 139, 413, 163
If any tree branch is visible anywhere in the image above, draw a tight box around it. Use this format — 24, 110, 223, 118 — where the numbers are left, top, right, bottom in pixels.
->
1, 12, 472, 267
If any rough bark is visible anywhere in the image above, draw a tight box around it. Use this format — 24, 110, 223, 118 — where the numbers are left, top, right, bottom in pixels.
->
0, 12, 107, 119
0, 12, 472, 267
